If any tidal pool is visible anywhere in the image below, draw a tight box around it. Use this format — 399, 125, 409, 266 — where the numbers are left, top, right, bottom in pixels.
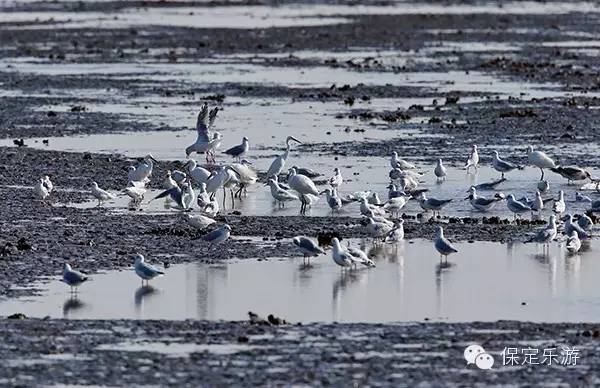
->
0, 239, 598, 323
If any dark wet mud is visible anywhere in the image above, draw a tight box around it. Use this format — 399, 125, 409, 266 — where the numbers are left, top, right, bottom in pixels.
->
1, 317, 599, 386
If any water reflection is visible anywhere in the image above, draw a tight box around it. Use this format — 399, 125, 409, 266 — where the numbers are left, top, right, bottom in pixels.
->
3, 239, 600, 322
134, 285, 159, 313
62, 296, 86, 318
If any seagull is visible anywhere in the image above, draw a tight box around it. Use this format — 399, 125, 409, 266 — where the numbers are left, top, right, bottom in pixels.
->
331, 237, 354, 270
537, 179, 550, 194
321, 188, 342, 213
181, 181, 196, 210
163, 171, 178, 189
266, 136, 302, 178
563, 214, 588, 239
184, 159, 211, 184
385, 219, 405, 243
34, 178, 50, 201
492, 150, 521, 178
133, 254, 165, 286
292, 236, 325, 264
202, 224, 232, 244
185, 213, 216, 230
360, 197, 386, 217
566, 230, 582, 253
577, 214, 593, 230
551, 166, 591, 184
288, 167, 319, 215
171, 170, 187, 185
527, 145, 556, 181
368, 192, 382, 205
506, 194, 532, 219
91, 181, 115, 206
124, 181, 146, 204
62, 263, 88, 293
419, 193, 452, 216
466, 187, 503, 212
267, 178, 298, 207
434, 159, 447, 181
387, 184, 407, 200
329, 168, 343, 191
153, 185, 184, 209
366, 217, 394, 241
434, 226, 458, 260
552, 190, 566, 215
390, 151, 415, 170
128, 154, 158, 183
529, 215, 557, 248
531, 190, 544, 213
472, 177, 506, 191
42, 175, 54, 193
465, 144, 479, 172
346, 245, 376, 268
186, 103, 221, 163
575, 192, 592, 203
384, 196, 408, 218
223, 136, 249, 161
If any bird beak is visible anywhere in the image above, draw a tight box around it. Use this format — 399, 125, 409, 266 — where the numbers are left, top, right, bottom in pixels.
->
149, 156, 159, 163
319, 190, 326, 195
464, 196, 470, 200
291, 136, 302, 144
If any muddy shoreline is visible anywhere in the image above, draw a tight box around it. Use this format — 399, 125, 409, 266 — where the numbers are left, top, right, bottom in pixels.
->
0, 317, 598, 386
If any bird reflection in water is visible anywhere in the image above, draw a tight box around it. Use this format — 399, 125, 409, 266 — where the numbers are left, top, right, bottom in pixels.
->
63, 296, 86, 318
135, 285, 159, 311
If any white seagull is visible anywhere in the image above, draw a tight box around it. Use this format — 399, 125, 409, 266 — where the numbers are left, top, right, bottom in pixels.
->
329, 168, 343, 191
434, 226, 458, 260
434, 158, 447, 181
34, 178, 50, 201
492, 150, 520, 178
292, 236, 325, 264
62, 263, 89, 293
465, 145, 479, 172
267, 178, 299, 208
128, 154, 158, 183
506, 194, 531, 219
552, 190, 566, 215
91, 181, 116, 206
133, 254, 165, 286
566, 231, 582, 253
185, 103, 221, 163
390, 151, 415, 170
223, 136, 249, 161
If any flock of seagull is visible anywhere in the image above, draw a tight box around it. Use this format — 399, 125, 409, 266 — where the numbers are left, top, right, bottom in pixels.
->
31, 103, 600, 292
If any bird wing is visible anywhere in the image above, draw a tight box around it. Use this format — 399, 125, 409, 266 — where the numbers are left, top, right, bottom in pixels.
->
298, 237, 323, 253
208, 107, 219, 128
224, 144, 243, 155
64, 270, 87, 284
203, 227, 224, 242
195, 104, 211, 143
139, 262, 163, 277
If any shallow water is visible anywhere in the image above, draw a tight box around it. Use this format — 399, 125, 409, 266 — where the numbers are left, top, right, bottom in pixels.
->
1, 238, 598, 322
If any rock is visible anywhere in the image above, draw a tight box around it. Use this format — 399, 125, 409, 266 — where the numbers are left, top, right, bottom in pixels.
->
7, 313, 27, 320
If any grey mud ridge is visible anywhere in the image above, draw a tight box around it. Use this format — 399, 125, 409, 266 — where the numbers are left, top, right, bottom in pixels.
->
1, 317, 600, 386
1, 0, 600, 385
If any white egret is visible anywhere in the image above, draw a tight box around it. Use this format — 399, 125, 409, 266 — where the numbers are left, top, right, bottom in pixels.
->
527, 145, 556, 181
287, 167, 319, 214
267, 136, 302, 178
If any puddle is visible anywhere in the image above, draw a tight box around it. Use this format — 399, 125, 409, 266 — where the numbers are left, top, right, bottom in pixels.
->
97, 342, 256, 357
3, 2, 600, 31
1, 238, 599, 322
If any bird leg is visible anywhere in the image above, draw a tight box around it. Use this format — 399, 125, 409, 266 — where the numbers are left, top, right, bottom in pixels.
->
230, 188, 235, 208
539, 168, 544, 181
